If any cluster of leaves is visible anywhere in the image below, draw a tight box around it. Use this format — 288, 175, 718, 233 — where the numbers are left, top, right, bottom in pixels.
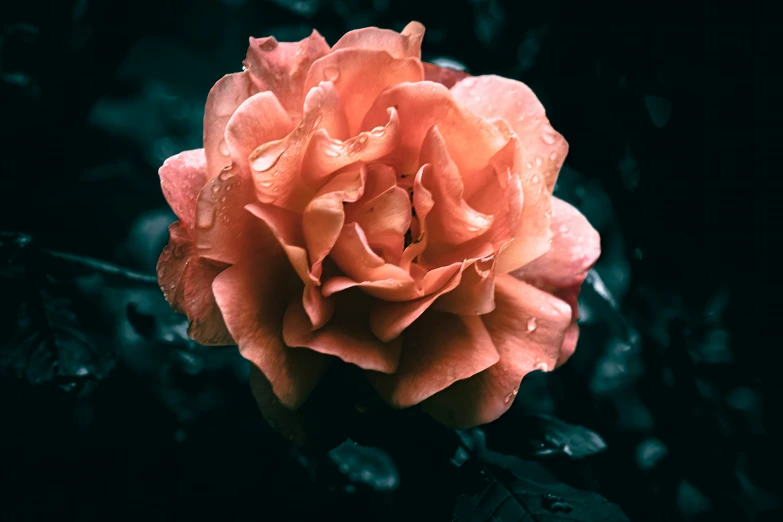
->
1, 0, 776, 521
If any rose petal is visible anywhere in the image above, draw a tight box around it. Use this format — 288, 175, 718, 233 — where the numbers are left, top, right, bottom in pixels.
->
203, 73, 254, 179
303, 166, 367, 279
422, 273, 572, 428
250, 81, 349, 211
243, 30, 331, 121
369, 311, 499, 408
194, 163, 269, 265
182, 257, 234, 346
302, 107, 400, 182
225, 91, 294, 171
305, 49, 423, 135
159, 149, 208, 226
511, 197, 601, 291
423, 62, 470, 88
368, 262, 463, 342
212, 252, 328, 409
245, 201, 315, 285
331, 21, 425, 59
157, 221, 190, 314
302, 283, 334, 330
283, 295, 401, 373
433, 255, 497, 315
450, 75, 568, 194
361, 81, 509, 176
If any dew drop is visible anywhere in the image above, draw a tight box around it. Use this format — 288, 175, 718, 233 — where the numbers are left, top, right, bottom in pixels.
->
526, 317, 537, 332
535, 361, 549, 372
220, 196, 227, 203
461, 77, 477, 88
358, 134, 368, 144
195, 199, 216, 229
532, 174, 540, 183
218, 168, 236, 181
259, 180, 274, 188
549, 151, 558, 161
323, 66, 340, 82
251, 140, 287, 172
218, 139, 230, 157
225, 184, 233, 191
535, 156, 543, 167
211, 184, 221, 194
542, 126, 557, 145
504, 388, 519, 403
525, 161, 533, 169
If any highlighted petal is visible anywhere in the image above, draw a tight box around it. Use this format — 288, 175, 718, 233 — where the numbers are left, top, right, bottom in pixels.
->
423, 273, 572, 428
243, 30, 331, 121
434, 255, 497, 315
331, 21, 425, 59
369, 312, 499, 408
246, 202, 314, 285
329, 223, 415, 287
225, 91, 294, 170
451, 75, 568, 193
283, 296, 401, 374
305, 49, 423, 134
213, 252, 328, 409
203, 73, 254, 178
159, 149, 208, 226
303, 283, 334, 330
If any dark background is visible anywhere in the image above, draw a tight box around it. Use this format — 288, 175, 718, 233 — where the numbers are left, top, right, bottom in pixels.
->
0, 0, 778, 520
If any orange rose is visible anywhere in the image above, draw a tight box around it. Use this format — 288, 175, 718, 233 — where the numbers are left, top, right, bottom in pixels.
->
157, 22, 600, 430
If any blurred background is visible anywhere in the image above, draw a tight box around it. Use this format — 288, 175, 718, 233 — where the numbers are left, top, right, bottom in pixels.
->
0, 0, 777, 520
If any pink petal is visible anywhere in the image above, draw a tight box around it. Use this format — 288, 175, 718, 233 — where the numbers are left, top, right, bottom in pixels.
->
450, 75, 568, 194
245, 202, 315, 285
159, 149, 208, 226
331, 21, 425, 59
302, 283, 334, 330
361, 81, 509, 177
225, 91, 294, 171
369, 311, 499, 408
250, 81, 348, 211
157, 221, 190, 314
203, 73, 253, 180
212, 252, 328, 409
181, 257, 234, 346
423, 62, 470, 89
243, 30, 331, 122
368, 262, 463, 342
283, 294, 401, 374
433, 255, 497, 315
511, 197, 601, 291
302, 107, 400, 182
302, 166, 367, 279
304, 49, 423, 135
423, 273, 573, 428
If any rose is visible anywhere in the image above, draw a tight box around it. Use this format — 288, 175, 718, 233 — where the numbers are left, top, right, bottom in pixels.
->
157, 22, 600, 432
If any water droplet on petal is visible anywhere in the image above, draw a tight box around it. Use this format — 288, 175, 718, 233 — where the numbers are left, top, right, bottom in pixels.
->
504, 388, 519, 403
218, 167, 236, 181
542, 126, 557, 145
525, 161, 533, 169
532, 174, 540, 183
259, 180, 274, 188
324, 66, 340, 82
251, 140, 287, 172
549, 151, 558, 161
195, 198, 216, 230
526, 317, 537, 332
211, 184, 221, 193
536, 361, 549, 371
461, 77, 477, 88
535, 156, 542, 167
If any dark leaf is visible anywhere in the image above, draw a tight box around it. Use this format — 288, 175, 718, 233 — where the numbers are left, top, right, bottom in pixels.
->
328, 439, 400, 492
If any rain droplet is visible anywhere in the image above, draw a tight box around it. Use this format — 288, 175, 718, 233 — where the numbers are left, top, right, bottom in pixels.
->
536, 361, 549, 371
323, 66, 340, 82
195, 199, 215, 229
535, 156, 543, 167
357, 134, 368, 144
251, 140, 287, 172
220, 196, 227, 203
211, 184, 221, 194
218, 139, 230, 157
549, 151, 557, 161
461, 77, 476, 88
526, 317, 537, 332
532, 174, 540, 183
504, 388, 519, 403
259, 180, 274, 188
218, 168, 236, 181
525, 161, 533, 169
542, 127, 557, 145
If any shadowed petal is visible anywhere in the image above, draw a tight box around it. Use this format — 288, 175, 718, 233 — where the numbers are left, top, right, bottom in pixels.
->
283, 295, 401, 373
369, 312, 499, 408
433, 255, 497, 315
212, 252, 328, 409
423, 273, 572, 428
302, 283, 334, 330
159, 149, 208, 226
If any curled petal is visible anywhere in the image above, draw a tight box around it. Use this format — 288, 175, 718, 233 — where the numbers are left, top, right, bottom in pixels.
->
369, 312, 499, 408
250, 81, 348, 211
243, 30, 331, 121
303, 167, 367, 279
362, 81, 509, 176
246, 202, 315, 285
329, 223, 415, 286
225, 91, 294, 170
331, 21, 425, 59
157, 222, 191, 314
302, 283, 334, 330
450, 75, 568, 193
423, 62, 470, 88
203, 73, 254, 179
213, 252, 328, 409
305, 49, 423, 135
434, 255, 497, 315
302, 107, 400, 182
159, 149, 208, 226
423, 273, 573, 428
369, 262, 463, 342
283, 296, 401, 374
